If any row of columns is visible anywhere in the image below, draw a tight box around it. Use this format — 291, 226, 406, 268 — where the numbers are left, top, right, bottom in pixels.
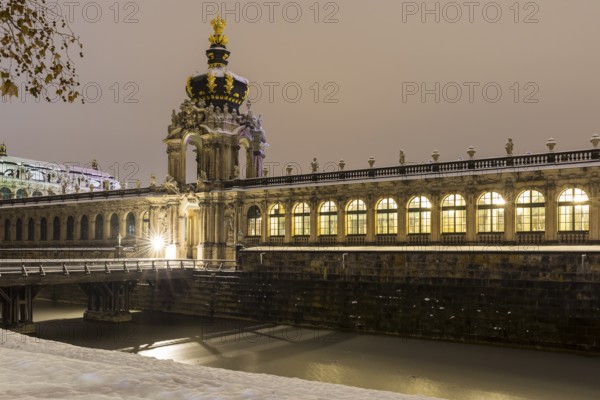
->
3, 211, 151, 243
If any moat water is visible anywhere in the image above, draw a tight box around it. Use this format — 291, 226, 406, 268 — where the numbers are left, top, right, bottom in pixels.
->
31, 300, 600, 400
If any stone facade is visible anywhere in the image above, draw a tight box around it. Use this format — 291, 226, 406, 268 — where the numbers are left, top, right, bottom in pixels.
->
0, 143, 120, 199
131, 250, 600, 353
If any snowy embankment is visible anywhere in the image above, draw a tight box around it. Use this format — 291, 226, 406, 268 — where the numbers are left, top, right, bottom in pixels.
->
0, 329, 444, 400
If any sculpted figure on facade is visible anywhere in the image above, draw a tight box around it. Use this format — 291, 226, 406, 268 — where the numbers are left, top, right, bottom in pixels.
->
163, 175, 180, 194
506, 138, 514, 156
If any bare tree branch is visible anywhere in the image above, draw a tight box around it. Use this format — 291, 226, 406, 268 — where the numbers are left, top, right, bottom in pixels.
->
0, 0, 84, 102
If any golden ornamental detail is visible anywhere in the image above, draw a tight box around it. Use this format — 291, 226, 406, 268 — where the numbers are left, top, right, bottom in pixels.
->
207, 72, 217, 93
209, 15, 229, 46
211, 16, 226, 35
209, 34, 229, 46
224, 72, 234, 94
242, 85, 249, 101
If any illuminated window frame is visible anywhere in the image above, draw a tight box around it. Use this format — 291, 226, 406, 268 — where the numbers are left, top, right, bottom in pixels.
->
376, 198, 398, 235
319, 201, 338, 236
126, 213, 136, 238
441, 194, 467, 234
293, 203, 311, 236
408, 196, 432, 234
477, 192, 505, 233
269, 204, 286, 237
558, 188, 589, 232
346, 200, 367, 235
516, 190, 545, 232
0, 187, 11, 200
247, 206, 262, 237
141, 211, 150, 239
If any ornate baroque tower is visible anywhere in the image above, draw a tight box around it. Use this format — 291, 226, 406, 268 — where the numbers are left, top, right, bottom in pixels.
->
164, 16, 269, 187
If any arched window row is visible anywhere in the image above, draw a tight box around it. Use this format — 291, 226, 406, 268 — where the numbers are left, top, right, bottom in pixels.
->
246, 189, 592, 241
1, 211, 147, 243
0, 187, 48, 200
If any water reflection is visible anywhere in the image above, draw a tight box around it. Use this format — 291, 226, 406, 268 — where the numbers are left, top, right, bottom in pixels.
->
33, 301, 600, 400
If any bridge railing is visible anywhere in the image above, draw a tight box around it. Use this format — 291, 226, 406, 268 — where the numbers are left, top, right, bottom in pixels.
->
0, 259, 239, 278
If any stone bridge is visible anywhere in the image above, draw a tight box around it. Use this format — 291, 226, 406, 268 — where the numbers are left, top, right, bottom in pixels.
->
0, 259, 212, 333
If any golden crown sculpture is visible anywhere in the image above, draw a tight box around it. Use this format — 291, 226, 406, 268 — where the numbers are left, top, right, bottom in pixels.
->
209, 16, 228, 46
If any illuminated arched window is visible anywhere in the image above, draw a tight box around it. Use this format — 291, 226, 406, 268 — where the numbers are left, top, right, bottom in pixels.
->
441, 194, 466, 233
27, 218, 34, 241
0, 187, 11, 200
80, 216, 89, 240
516, 190, 545, 232
16, 189, 27, 199
269, 204, 285, 237
376, 198, 398, 235
247, 206, 262, 237
346, 200, 367, 235
408, 196, 432, 234
40, 218, 47, 241
66, 216, 75, 241
95, 215, 104, 240
293, 203, 311, 236
558, 188, 589, 232
126, 213, 136, 238
32, 191, 43, 197
142, 211, 150, 238
109, 214, 119, 239
53, 216, 61, 241
15, 218, 22, 241
477, 192, 505, 233
319, 201, 338, 236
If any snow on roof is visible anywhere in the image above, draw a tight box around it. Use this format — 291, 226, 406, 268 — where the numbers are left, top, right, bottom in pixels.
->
0, 329, 443, 400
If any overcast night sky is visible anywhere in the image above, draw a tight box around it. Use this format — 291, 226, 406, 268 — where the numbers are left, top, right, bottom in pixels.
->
1, 0, 600, 184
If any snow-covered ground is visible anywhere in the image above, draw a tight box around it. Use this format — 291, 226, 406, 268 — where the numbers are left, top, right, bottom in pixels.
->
0, 329, 444, 400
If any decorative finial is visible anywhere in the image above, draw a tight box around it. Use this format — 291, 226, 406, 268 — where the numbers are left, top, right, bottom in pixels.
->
211, 15, 226, 35
467, 146, 476, 160
0, 142, 6, 157
209, 16, 229, 47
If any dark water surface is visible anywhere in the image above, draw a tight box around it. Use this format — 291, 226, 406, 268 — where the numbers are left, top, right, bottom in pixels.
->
33, 301, 600, 400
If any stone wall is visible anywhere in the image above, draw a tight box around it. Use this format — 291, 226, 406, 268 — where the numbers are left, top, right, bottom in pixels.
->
131, 250, 600, 353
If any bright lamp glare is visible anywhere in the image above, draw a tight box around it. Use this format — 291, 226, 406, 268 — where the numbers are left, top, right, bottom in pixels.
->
166, 244, 177, 260
151, 235, 165, 251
